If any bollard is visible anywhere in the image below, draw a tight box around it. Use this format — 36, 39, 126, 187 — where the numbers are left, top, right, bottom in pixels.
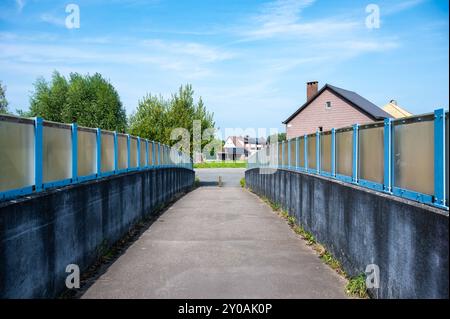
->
218, 176, 222, 187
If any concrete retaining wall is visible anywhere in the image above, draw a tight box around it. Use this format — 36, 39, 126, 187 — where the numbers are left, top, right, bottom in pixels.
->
246, 168, 449, 299
0, 167, 194, 298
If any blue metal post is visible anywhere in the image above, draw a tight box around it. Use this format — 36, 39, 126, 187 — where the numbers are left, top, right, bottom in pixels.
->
145, 140, 149, 168
71, 123, 78, 182
383, 119, 392, 193
304, 135, 308, 170
434, 108, 446, 207
281, 142, 284, 168
316, 131, 320, 174
352, 124, 359, 183
295, 137, 299, 169
137, 137, 141, 170
34, 117, 43, 191
96, 128, 101, 176
114, 132, 118, 173
331, 128, 336, 177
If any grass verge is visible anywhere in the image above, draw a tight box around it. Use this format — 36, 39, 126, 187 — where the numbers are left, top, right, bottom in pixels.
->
194, 161, 247, 169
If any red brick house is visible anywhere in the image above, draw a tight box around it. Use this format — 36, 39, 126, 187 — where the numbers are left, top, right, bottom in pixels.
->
283, 81, 392, 139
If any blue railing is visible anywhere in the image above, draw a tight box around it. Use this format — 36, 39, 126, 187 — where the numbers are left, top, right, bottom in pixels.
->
0, 115, 193, 202
248, 108, 448, 210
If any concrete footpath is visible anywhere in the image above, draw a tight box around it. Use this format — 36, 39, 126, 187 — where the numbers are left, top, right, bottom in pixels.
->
82, 169, 348, 298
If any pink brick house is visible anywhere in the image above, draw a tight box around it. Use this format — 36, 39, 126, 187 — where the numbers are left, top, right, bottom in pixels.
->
283, 82, 392, 139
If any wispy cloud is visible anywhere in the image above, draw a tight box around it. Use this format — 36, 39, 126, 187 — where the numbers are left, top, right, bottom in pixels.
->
384, 0, 426, 15
238, 0, 359, 40
40, 13, 65, 27
15, 0, 25, 12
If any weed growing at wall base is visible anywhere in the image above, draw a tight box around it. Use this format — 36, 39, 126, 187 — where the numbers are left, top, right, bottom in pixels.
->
346, 274, 369, 298
254, 193, 368, 298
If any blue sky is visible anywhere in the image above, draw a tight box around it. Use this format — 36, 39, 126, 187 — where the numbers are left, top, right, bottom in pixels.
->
0, 0, 448, 134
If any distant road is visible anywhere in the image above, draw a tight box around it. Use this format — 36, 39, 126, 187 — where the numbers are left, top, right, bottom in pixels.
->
194, 168, 245, 187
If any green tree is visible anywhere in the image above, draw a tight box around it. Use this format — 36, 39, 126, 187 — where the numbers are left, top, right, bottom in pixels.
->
129, 84, 215, 157
0, 81, 9, 114
267, 132, 286, 143
27, 71, 127, 131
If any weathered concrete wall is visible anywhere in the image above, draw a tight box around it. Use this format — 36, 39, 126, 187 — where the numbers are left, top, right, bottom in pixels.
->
0, 168, 194, 299
246, 168, 449, 299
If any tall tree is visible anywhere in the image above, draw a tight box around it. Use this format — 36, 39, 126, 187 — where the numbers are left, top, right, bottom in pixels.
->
27, 71, 127, 131
129, 84, 215, 157
0, 81, 9, 114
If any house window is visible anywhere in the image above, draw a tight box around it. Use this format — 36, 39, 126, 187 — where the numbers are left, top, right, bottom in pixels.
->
326, 101, 331, 109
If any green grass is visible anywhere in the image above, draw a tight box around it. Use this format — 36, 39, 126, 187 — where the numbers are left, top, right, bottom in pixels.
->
240, 178, 246, 188
346, 274, 368, 298
194, 161, 247, 169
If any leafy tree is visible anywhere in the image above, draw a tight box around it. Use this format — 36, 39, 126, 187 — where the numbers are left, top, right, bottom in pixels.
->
267, 132, 286, 143
129, 84, 215, 157
0, 81, 9, 114
27, 71, 127, 131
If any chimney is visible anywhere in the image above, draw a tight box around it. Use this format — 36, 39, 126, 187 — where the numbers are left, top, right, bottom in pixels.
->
306, 81, 318, 101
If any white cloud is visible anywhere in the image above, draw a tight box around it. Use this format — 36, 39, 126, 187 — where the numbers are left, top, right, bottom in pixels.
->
40, 13, 65, 27
15, 0, 25, 12
384, 0, 425, 15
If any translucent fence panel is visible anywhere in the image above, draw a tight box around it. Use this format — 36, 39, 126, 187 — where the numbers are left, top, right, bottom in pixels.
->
299, 137, 304, 167
117, 134, 128, 170
393, 116, 434, 195
446, 112, 449, 206
140, 139, 146, 167
321, 132, 332, 173
101, 132, 115, 173
283, 142, 288, 166
77, 128, 97, 177
336, 128, 353, 177
307, 134, 316, 170
43, 122, 72, 183
359, 124, 384, 184
0, 116, 35, 192
278, 143, 282, 165
155, 144, 160, 165
289, 139, 296, 167
130, 137, 138, 168
148, 142, 154, 165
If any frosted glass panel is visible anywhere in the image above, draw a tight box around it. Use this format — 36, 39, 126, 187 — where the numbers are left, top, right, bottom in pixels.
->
43, 124, 72, 183
394, 119, 434, 195
77, 129, 97, 177
140, 140, 146, 167
130, 138, 138, 168
445, 112, 450, 206
155, 144, 160, 165
148, 142, 154, 165
446, 113, 449, 206
321, 133, 332, 173
336, 130, 352, 177
307, 135, 316, 170
101, 133, 115, 173
299, 137, 304, 167
283, 143, 288, 166
277, 143, 282, 165
0, 119, 35, 191
289, 139, 296, 166
359, 126, 384, 184
117, 134, 128, 169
